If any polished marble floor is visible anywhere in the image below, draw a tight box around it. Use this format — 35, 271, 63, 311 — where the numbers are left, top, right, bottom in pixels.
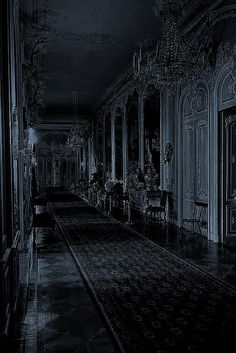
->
9, 198, 236, 353
12, 228, 117, 353
111, 207, 236, 289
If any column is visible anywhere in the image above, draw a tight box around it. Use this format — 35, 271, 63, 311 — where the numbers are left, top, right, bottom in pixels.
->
111, 108, 116, 180
82, 140, 86, 181
160, 88, 165, 190
88, 138, 93, 181
102, 114, 106, 177
161, 88, 175, 189
138, 93, 145, 171
75, 149, 79, 185
122, 103, 128, 190
18, 110, 25, 245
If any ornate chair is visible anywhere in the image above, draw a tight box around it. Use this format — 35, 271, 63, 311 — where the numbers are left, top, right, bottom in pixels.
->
145, 190, 168, 223
31, 199, 56, 239
107, 182, 123, 213
31, 171, 48, 211
178, 201, 208, 239
32, 195, 48, 212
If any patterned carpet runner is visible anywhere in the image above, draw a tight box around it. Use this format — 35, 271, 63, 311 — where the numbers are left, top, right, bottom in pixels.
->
50, 193, 236, 353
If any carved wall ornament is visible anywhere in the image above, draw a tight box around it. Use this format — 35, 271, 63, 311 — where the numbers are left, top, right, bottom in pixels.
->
127, 166, 145, 191
225, 115, 235, 129
133, 20, 236, 92
205, 41, 236, 98
98, 10, 236, 120
12, 106, 19, 160
164, 143, 174, 164
143, 163, 159, 191
165, 177, 175, 193
221, 73, 236, 104
151, 129, 160, 154
143, 84, 158, 100
20, 7, 54, 124
183, 84, 208, 117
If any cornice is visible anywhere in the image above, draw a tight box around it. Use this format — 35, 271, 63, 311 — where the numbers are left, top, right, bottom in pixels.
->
96, 64, 133, 108
96, 0, 234, 117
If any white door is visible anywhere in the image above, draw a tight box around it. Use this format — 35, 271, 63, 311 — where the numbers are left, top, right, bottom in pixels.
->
220, 113, 236, 240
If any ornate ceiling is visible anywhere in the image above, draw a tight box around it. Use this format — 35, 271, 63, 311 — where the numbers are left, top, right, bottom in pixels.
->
31, 0, 159, 122
21, 0, 230, 123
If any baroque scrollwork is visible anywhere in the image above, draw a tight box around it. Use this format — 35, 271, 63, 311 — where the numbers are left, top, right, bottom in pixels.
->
164, 143, 174, 164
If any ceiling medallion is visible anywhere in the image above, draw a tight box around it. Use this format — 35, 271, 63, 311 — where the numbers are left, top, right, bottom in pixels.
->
133, 0, 195, 86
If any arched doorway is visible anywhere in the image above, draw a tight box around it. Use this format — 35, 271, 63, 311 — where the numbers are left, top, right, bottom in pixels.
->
143, 85, 161, 185
105, 112, 112, 175
216, 65, 236, 242
127, 91, 139, 173
35, 131, 77, 188
181, 83, 208, 230
96, 119, 103, 167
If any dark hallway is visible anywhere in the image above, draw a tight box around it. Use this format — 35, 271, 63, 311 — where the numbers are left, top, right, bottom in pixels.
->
1, 1, 236, 352
8, 193, 236, 353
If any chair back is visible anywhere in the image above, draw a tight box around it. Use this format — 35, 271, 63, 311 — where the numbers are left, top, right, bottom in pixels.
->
193, 201, 208, 222
160, 190, 168, 208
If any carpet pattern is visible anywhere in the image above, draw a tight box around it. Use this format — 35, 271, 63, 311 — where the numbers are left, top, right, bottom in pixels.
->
50, 193, 236, 353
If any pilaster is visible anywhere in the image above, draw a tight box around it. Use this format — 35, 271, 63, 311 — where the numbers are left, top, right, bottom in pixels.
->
122, 103, 128, 190
138, 93, 145, 171
111, 108, 116, 181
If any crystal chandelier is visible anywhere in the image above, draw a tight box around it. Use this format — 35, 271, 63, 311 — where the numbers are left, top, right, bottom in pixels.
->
134, 0, 195, 86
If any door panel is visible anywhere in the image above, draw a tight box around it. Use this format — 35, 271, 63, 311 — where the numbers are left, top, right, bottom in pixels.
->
183, 127, 194, 198
196, 122, 208, 201
229, 120, 236, 197
224, 116, 236, 238
182, 86, 208, 230
182, 119, 208, 224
